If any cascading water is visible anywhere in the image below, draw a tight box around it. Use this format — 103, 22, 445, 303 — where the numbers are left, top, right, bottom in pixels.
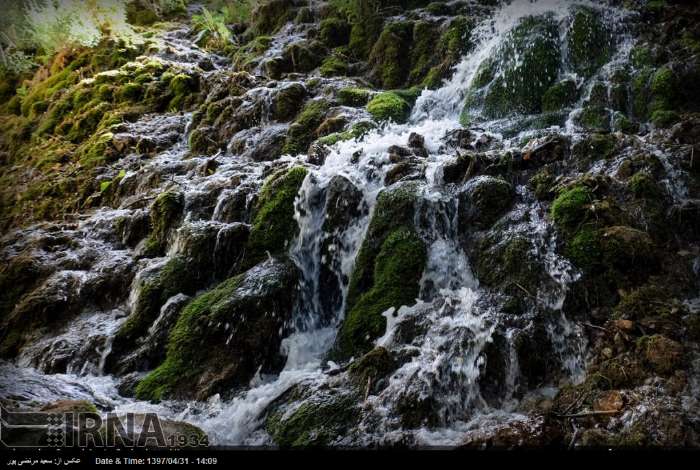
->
5, 0, 695, 449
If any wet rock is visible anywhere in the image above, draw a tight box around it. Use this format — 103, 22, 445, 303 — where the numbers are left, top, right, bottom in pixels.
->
319, 176, 368, 321
458, 175, 515, 231
116, 294, 191, 375
0, 272, 84, 358
135, 258, 300, 401
271, 83, 307, 122
638, 335, 684, 375
407, 132, 428, 158
307, 142, 331, 166
462, 15, 560, 121
348, 347, 397, 395
518, 134, 570, 169
265, 391, 359, 448
243, 166, 308, 269
461, 415, 563, 449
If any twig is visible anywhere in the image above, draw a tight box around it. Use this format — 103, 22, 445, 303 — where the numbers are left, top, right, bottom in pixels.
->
580, 321, 608, 333
555, 410, 621, 419
568, 420, 580, 450
513, 282, 534, 298
364, 376, 372, 402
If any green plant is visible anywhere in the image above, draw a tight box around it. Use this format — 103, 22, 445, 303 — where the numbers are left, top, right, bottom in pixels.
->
24, 0, 136, 56
192, 6, 232, 50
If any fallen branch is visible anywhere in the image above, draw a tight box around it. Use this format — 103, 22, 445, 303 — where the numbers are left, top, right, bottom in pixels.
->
555, 410, 621, 419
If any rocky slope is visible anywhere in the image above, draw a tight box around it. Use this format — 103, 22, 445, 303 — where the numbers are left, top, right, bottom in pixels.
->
1, 0, 699, 448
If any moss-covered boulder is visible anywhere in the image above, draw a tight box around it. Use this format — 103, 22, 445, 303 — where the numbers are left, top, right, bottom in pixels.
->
337, 87, 371, 107
474, 236, 544, 297
367, 92, 412, 123
333, 227, 426, 361
319, 18, 351, 48
566, 5, 612, 78
144, 190, 184, 256
458, 176, 515, 230
348, 346, 397, 395
252, 0, 295, 35
135, 258, 300, 401
550, 185, 594, 233
243, 166, 308, 268
265, 392, 360, 448
271, 83, 307, 122
542, 79, 579, 112
368, 21, 414, 89
462, 15, 560, 122
283, 99, 331, 155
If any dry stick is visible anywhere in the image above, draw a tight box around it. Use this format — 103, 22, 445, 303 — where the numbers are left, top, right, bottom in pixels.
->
580, 321, 608, 333
555, 410, 621, 419
568, 420, 580, 450
513, 282, 534, 298
364, 376, 372, 402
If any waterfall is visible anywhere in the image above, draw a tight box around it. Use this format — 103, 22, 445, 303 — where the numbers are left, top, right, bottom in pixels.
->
5, 0, 691, 449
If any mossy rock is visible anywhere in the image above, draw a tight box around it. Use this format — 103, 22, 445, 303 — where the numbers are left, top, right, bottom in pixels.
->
266, 393, 359, 448
368, 21, 414, 89
348, 346, 397, 392
146, 190, 185, 256
252, 0, 295, 35
337, 87, 371, 107
346, 183, 419, 308
243, 166, 308, 268
462, 14, 560, 122
458, 176, 515, 230
113, 256, 198, 350
319, 18, 351, 47
283, 99, 331, 155
333, 227, 426, 360
319, 56, 349, 77
637, 335, 684, 375
474, 236, 544, 297
542, 79, 579, 112
550, 185, 594, 232
135, 258, 300, 401
566, 5, 612, 78
367, 92, 412, 123
271, 83, 307, 122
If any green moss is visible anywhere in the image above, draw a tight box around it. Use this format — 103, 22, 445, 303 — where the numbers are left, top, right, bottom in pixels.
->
529, 168, 555, 200
168, 74, 197, 110
337, 87, 370, 107
649, 67, 678, 112
135, 274, 244, 401
550, 186, 593, 232
367, 92, 411, 123
272, 83, 306, 121
421, 16, 473, 89
650, 110, 679, 128
629, 172, 661, 198
334, 227, 426, 360
243, 167, 308, 268
475, 236, 543, 295
542, 79, 578, 112
577, 106, 610, 131
319, 18, 351, 47
566, 226, 602, 270
283, 99, 330, 155
319, 56, 348, 77
368, 21, 414, 89
147, 191, 184, 256
266, 394, 359, 447
463, 15, 560, 120
115, 255, 195, 345
118, 82, 144, 102
567, 6, 611, 78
